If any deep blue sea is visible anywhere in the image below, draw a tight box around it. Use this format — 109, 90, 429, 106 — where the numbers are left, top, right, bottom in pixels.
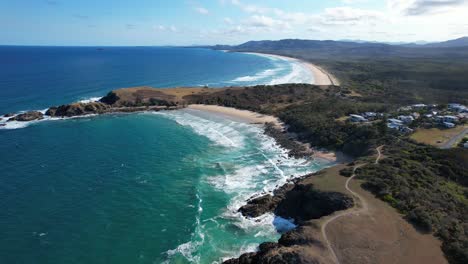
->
0, 46, 327, 263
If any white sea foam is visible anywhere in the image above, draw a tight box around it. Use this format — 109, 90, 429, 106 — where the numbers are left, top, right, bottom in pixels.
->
229, 53, 315, 86
160, 110, 332, 263
231, 68, 281, 82
78, 96, 102, 104
0, 97, 102, 130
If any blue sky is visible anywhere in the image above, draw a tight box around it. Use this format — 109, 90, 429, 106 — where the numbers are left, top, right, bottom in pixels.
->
1, 0, 467, 45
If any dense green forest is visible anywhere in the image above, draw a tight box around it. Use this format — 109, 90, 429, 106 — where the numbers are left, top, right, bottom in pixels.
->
219, 39, 468, 105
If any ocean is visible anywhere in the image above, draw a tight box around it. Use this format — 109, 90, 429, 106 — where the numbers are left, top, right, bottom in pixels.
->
0, 46, 330, 263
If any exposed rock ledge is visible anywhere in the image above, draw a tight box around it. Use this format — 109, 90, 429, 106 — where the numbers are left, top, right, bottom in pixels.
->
6, 87, 184, 122
7, 111, 44, 122
225, 173, 353, 264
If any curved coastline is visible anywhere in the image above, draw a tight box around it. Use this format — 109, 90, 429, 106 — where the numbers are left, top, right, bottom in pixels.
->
239, 52, 340, 86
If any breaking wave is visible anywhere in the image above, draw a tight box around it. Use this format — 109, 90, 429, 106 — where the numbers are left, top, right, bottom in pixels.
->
158, 109, 333, 263
230, 53, 314, 86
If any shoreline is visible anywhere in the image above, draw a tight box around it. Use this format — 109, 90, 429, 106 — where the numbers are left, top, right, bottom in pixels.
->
241, 52, 340, 86
187, 104, 340, 162
187, 104, 283, 128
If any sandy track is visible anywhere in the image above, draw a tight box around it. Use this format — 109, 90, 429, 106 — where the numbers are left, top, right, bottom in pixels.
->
322, 146, 383, 264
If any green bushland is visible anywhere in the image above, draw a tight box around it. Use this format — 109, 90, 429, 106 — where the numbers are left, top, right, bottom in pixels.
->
357, 141, 468, 264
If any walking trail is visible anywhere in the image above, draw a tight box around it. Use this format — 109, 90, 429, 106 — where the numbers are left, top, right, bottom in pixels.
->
321, 146, 384, 264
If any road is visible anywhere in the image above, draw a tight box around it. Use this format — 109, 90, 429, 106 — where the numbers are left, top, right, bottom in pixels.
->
321, 146, 383, 264
441, 127, 468, 149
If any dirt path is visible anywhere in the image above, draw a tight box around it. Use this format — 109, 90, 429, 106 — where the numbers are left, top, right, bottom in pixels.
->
322, 146, 383, 264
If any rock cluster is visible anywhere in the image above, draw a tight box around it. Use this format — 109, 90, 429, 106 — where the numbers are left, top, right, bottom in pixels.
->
7, 111, 44, 122
46, 102, 110, 117
227, 174, 354, 264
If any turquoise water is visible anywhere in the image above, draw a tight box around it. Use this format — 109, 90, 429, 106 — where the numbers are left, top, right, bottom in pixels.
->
0, 47, 326, 263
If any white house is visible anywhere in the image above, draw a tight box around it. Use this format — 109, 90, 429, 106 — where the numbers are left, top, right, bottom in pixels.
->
448, 103, 468, 113
443, 122, 455, 128
412, 104, 427, 108
349, 114, 367, 122
464, 142, 468, 148
398, 115, 415, 124
444, 115, 459, 123
388, 118, 403, 125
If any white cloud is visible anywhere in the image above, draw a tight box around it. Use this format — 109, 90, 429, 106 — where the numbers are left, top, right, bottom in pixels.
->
388, 0, 468, 15
246, 15, 287, 28
213, 0, 468, 43
155, 25, 178, 33
321, 7, 385, 25
195, 7, 209, 15
224, 17, 234, 25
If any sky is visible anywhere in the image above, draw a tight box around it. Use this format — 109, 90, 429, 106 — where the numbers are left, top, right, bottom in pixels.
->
1, 0, 468, 46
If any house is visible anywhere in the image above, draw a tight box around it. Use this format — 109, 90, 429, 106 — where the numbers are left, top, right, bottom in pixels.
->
412, 104, 427, 108
387, 123, 400, 129
443, 115, 459, 123
349, 114, 368, 122
400, 126, 414, 133
464, 142, 468, 148
448, 103, 468, 113
363, 112, 377, 119
435, 115, 459, 123
388, 118, 403, 125
443, 122, 455, 128
398, 115, 414, 124
411, 112, 420, 119
399, 106, 412, 111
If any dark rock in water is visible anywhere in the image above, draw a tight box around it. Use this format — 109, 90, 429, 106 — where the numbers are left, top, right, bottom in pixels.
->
239, 194, 275, 217
4, 113, 15, 117
100, 91, 120, 105
47, 102, 110, 117
264, 123, 312, 158
239, 182, 295, 218
230, 173, 353, 264
7, 111, 44, 122
45, 107, 57, 116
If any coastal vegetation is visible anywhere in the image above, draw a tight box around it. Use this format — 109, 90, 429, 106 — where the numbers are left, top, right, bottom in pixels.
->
356, 141, 468, 264
222, 39, 468, 105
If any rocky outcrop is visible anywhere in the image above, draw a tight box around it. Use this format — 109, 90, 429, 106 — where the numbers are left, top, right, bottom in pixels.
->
264, 123, 313, 158
275, 184, 353, 223
239, 182, 295, 218
46, 102, 111, 117
99, 91, 120, 105
228, 173, 354, 264
224, 227, 332, 264
4, 113, 15, 117
7, 111, 44, 122
239, 176, 353, 223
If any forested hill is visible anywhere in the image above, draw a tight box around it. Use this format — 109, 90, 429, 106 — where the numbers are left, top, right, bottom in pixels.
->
212, 38, 468, 105
216, 38, 468, 59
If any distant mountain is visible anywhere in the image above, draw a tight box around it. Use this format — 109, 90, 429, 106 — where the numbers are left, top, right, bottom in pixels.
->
422, 37, 468, 48
212, 38, 468, 60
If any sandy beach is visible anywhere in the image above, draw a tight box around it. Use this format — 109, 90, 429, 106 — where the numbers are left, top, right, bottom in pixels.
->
245, 52, 340, 86
187, 104, 283, 128
187, 104, 339, 162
